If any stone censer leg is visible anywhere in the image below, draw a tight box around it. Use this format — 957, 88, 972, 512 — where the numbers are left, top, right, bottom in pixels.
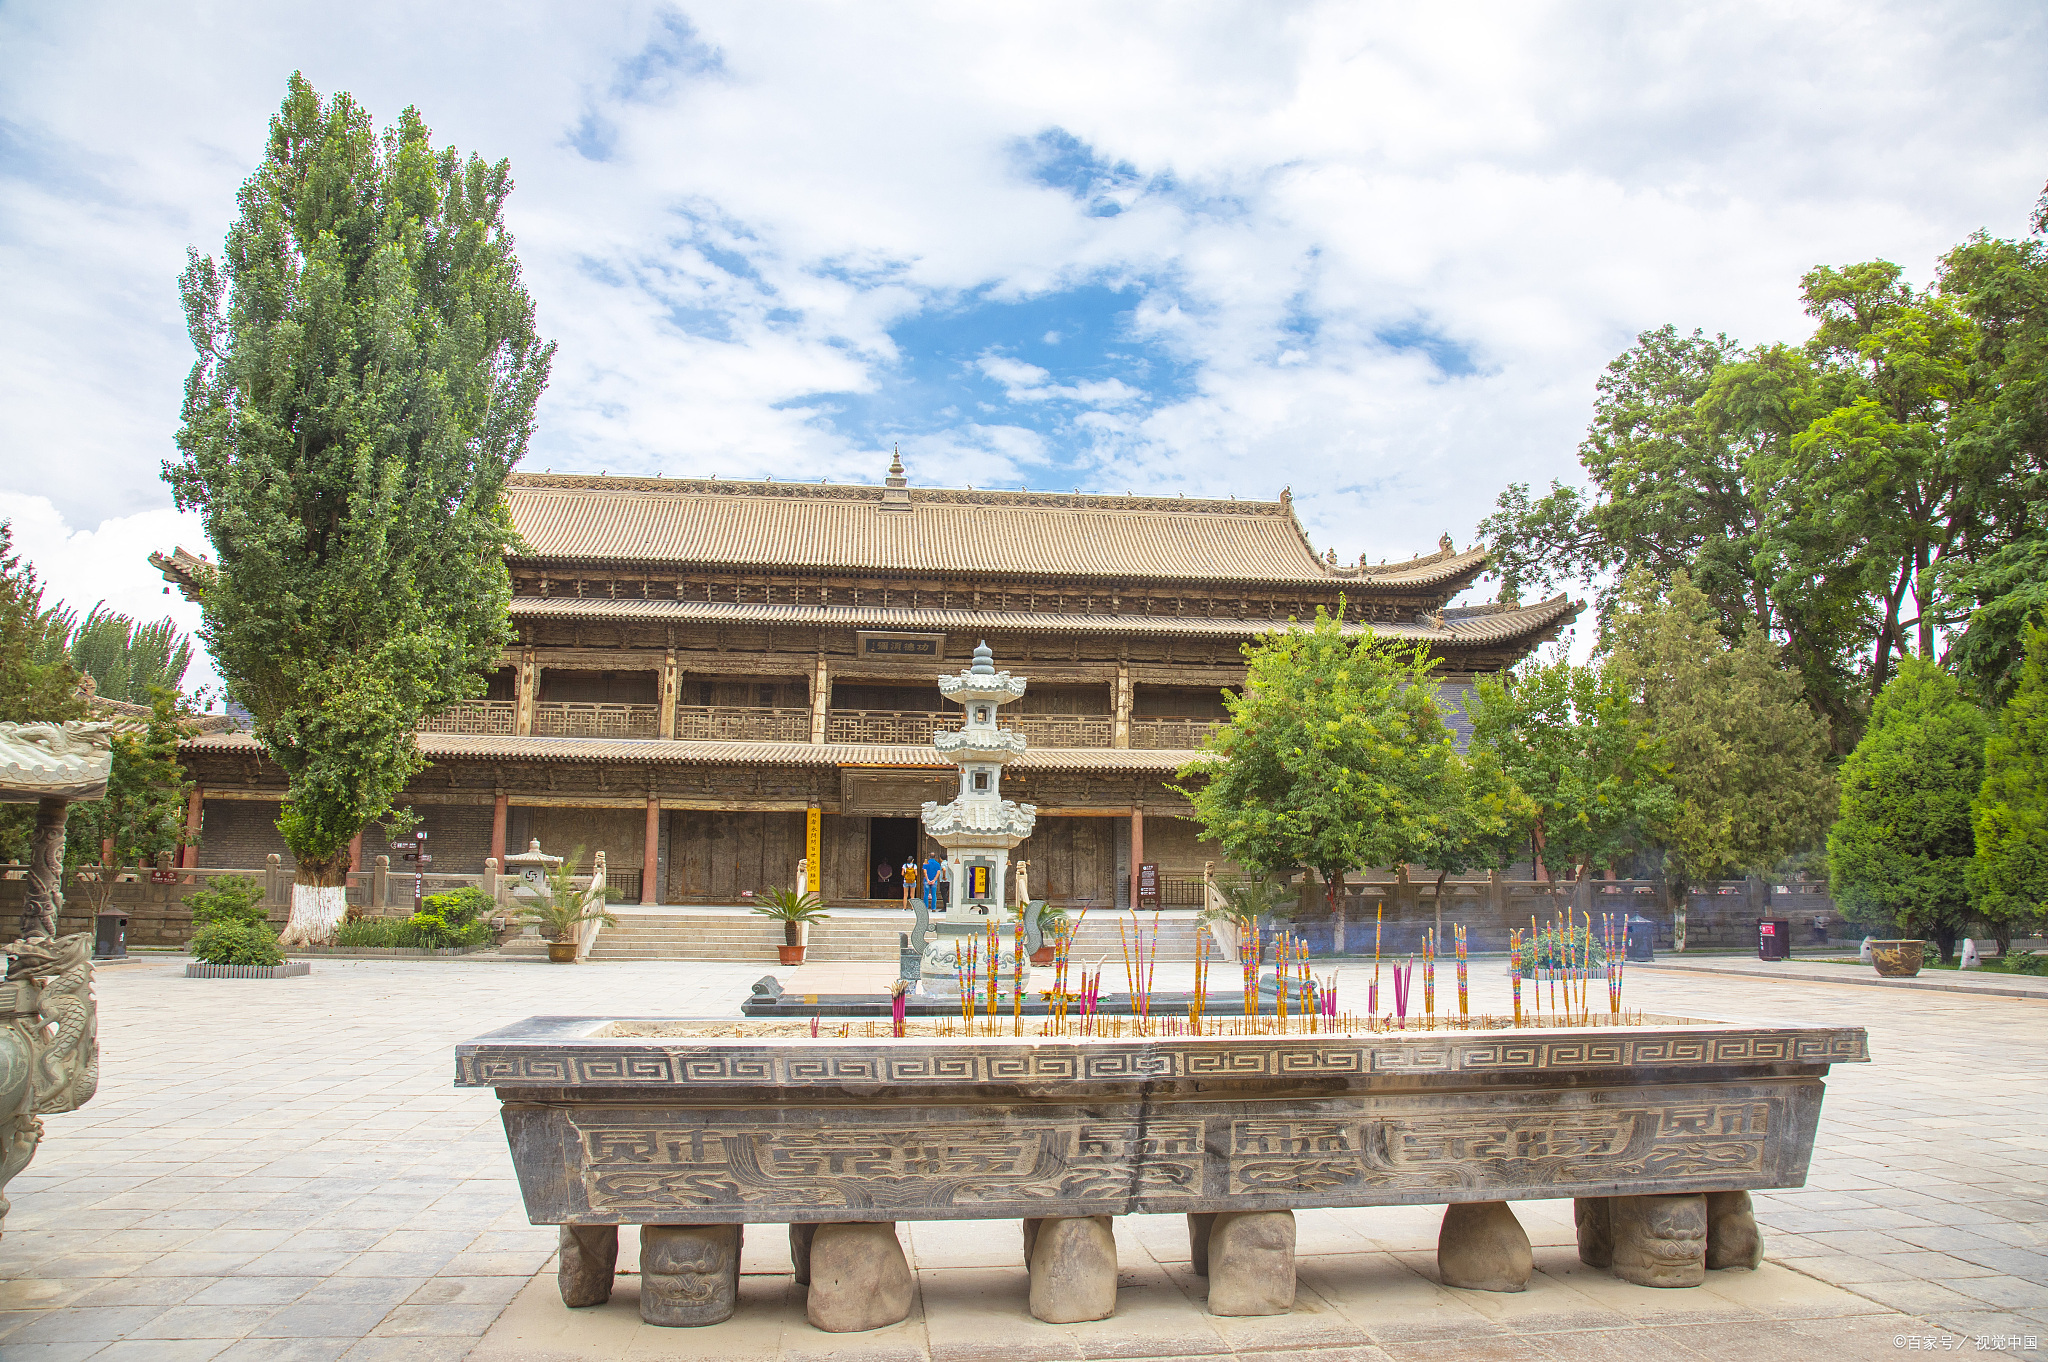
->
1574, 1196, 1614, 1268
1028, 1215, 1118, 1323
557, 1225, 619, 1306
1203, 1210, 1296, 1316
1609, 1194, 1707, 1288
1437, 1201, 1532, 1292
1705, 1191, 1764, 1270
640, 1224, 744, 1326
1185, 1212, 1216, 1275
805, 1221, 915, 1333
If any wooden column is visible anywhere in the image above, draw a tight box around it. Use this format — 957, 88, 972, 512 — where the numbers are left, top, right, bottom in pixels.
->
659, 648, 679, 739
490, 791, 508, 867
643, 795, 660, 905
180, 785, 203, 868
1129, 808, 1144, 913
810, 658, 831, 744
348, 832, 363, 873
515, 648, 538, 736
1113, 662, 1132, 748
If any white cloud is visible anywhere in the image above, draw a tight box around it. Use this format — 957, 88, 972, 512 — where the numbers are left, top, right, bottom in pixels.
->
1, 0, 2043, 612
0, 494, 216, 695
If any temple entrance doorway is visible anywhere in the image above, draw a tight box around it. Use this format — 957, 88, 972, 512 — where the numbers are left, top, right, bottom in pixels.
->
868, 818, 920, 899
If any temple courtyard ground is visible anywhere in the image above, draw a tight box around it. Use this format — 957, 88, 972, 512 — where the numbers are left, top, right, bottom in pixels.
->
1, 953, 2044, 1361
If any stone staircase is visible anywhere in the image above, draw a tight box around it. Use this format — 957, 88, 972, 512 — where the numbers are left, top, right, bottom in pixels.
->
496, 908, 1215, 963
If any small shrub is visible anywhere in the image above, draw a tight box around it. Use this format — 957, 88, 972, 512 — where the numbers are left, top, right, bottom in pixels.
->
186, 875, 269, 926
191, 920, 284, 967
421, 886, 493, 929
2004, 952, 2048, 976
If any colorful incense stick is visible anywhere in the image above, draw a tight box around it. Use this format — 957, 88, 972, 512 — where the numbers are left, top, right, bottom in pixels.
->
1454, 923, 1468, 1016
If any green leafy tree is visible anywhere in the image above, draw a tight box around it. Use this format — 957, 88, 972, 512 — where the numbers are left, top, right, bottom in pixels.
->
38, 604, 196, 704
1970, 625, 2048, 952
0, 523, 84, 726
1413, 745, 1535, 941
1787, 261, 2005, 676
1174, 606, 1460, 953
167, 74, 553, 944
1465, 654, 1677, 889
1603, 569, 1836, 894
1476, 328, 1868, 747
64, 689, 195, 914
1827, 658, 1989, 961
1929, 217, 2048, 704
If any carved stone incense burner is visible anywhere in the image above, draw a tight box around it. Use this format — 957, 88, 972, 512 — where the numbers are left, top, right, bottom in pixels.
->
457, 1016, 1867, 1331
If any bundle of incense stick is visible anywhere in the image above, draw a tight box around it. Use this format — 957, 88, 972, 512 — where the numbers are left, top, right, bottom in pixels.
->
1510, 929, 1523, 1026
1371, 901, 1383, 1018
1298, 936, 1315, 1033
890, 980, 907, 1038
1424, 928, 1436, 1021
1276, 931, 1289, 1030
1605, 911, 1625, 1015
1191, 926, 1208, 1035
1455, 923, 1468, 1016
960, 938, 978, 1024
1392, 956, 1412, 1028
1013, 913, 1024, 1034
986, 919, 999, 1019
1241, 917, 1259, 1016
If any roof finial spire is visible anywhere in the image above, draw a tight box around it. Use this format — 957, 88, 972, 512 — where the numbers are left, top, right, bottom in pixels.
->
880, 444, 912, 508
971, 640, 995, 675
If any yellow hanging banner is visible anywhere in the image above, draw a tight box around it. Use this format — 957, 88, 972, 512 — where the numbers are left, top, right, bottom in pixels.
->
805, 806, 822, 891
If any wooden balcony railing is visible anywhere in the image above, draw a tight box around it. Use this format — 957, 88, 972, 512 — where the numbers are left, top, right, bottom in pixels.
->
673, 705, 811, 743
1130, 717, 1225, 749
827, 709, 951, 746
1008, 714, 1115, 747
419, 700, 517, 736
532, 702, 661, 738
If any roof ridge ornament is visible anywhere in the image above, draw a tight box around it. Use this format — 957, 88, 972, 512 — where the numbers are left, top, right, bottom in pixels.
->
880, 444, 911, 510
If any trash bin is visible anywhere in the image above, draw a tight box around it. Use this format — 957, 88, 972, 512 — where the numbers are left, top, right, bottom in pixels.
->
1758, 917, 1792, 961
1625, 915, 1655, 963
94, 911, 128, 960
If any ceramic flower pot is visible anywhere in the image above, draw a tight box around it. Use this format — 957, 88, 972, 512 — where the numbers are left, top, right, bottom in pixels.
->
546, 942, 578, 963
1869, 940, 1924, 977
778, 945, 806, 966
1030, 947, 1057, 966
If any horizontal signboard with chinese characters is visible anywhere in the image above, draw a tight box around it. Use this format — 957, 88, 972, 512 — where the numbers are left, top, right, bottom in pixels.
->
856, 632, 945, 659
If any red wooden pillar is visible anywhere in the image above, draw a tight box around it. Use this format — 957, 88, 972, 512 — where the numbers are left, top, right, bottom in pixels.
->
1129, 808, 1144, 913
643, 796, 660, 905
490, 792, 509, 867
348, 832, 362, 873
180, 785, 203, 870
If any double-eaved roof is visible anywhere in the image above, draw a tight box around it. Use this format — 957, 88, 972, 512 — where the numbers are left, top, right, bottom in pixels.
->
505, 472, 1490, 591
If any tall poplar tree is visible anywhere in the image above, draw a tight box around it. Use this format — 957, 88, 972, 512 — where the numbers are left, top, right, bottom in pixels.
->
168, 75, 553, 943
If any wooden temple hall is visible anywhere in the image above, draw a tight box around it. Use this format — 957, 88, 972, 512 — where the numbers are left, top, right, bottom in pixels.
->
171, 457, 1577, 909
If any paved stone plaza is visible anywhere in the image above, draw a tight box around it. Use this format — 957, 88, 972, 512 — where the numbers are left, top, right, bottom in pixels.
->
1, 955, 2044, 1360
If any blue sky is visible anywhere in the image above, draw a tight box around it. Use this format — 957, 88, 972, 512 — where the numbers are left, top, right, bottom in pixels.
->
2, 1, 2045, 693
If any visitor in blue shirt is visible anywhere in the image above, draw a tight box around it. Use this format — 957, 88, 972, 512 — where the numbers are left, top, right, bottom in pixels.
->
924, 854, 945, 915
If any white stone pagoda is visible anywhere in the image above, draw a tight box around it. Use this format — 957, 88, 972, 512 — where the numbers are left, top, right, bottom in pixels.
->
920, 641, 1038, 915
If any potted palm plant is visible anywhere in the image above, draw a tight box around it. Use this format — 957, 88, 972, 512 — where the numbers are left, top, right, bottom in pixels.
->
514, 854, 620, 963
1027, 901, 1067, 965
752, 887, 829, 965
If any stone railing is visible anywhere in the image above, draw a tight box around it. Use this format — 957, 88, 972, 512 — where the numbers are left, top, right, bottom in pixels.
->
826, 709, 952, 746
532, 702, 661, 739
1130, 717, 1224, 749
419, 700, 517, 735
673, 706, 810, 743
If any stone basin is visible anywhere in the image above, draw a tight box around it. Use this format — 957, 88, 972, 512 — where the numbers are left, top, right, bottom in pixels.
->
456, 1015, 1868, 1328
